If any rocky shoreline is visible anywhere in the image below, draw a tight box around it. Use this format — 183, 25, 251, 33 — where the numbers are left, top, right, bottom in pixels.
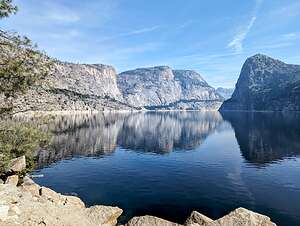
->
0, 156, 277, 226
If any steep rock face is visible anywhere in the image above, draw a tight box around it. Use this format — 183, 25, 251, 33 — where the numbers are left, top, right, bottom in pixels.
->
220, 54, 300, 111
117, 66, 182, 108
12, 62, 133, 112
117, 66, 224, 110
52, 62, 123, 100
216, 87, 234, 100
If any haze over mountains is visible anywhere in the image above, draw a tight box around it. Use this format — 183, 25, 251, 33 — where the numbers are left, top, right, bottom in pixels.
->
10, 54, 300, 112
216, 88, 234, 100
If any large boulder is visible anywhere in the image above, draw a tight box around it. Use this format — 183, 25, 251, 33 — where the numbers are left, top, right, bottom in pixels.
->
20, 176, 41, 197
205, 208, 276, 226
0, 181, 123, 226
85, 205, 123, 226
7, 156, 26, 173
4, 175, 19, 186
185, 211, 213, 226
126, 215, 182, 226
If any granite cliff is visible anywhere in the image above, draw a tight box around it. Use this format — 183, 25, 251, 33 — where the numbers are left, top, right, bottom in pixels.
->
11, 61, 134, 112
10, 62, 224, 112
118, 66, 224, 110
220, 54, 300, 111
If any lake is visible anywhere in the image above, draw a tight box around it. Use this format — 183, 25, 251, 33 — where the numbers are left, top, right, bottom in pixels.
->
30, 111, 300, 226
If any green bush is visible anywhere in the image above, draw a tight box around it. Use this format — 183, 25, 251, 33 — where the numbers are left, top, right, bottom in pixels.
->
0, 121, 51, 174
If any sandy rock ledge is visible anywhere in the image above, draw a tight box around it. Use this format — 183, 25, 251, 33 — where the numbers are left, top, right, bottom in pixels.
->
0, 176, 122, 226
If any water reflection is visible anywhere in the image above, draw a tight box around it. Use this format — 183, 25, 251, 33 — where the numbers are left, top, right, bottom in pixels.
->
221, 112, 300, 166
34, 111, 223, 168
15, 111, 300, 168
20, 111, 300, 226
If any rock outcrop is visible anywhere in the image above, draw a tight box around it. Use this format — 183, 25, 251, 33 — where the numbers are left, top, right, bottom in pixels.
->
117, 66, 224, 110
7, 156, 26, 173
125, 208, 276, 226
0, 157, 277, 226
126, 215, 181, 226
185, 211, 213, 226
0, 177, 123, 226
220, 54, 300, 111
11, 62, 134, 113
9, 62, 224, 112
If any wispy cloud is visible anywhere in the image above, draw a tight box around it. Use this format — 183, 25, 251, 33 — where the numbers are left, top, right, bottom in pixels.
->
227, 16, 257, 53
282, 32, 300, 40
116, 42, 161, 55
98, 25, 162, 42
254, 32, 300, 50
48, 29, 80, 40
44, 2, 80, 23
227, 0, 263, 53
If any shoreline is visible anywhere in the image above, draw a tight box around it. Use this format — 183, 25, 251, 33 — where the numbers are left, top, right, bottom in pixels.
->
0, 155, 277, 226
11, 109, 300, 118
0, 175, 277, 226
12, 109, 221, 118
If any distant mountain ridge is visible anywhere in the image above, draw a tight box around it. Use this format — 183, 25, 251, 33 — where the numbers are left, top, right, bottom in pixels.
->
10, 61, 223, 112
10, 53, 299, 113
220, 54, 300, 111
118, 66, 224, 110
10, 61, 134, 112
216, 87, 234, 100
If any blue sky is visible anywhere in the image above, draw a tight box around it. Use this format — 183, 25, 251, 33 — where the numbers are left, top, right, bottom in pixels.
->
1, 0, 300, 87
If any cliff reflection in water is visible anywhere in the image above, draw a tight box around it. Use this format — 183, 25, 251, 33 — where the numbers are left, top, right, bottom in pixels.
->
29, 111, 300, 168
221, 112, 300, 166
35, 111, 223, 168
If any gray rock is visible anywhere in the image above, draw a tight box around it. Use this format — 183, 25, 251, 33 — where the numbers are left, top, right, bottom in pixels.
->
205, 207, 276, 226
126, 215, 182, 226
10, 61, 134, 113
0, 181, 122, 226
8, 156, 26, 172
6, 58, 225, 112
5, 175, 19, 186
0, 205, 9, 221
0, 179, 4, 184
118, 66, 224, 110
185, 211, 213, 226
40, 186, 63, 204
216, 87, 234, 100
220, 54, 300, 111
85, 205, 123, 226
21, 176, 41, 197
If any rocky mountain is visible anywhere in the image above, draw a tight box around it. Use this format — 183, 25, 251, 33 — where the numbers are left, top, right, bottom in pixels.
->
220, 54, 300, 111
117, 66, 224, 110
9, 62, 224, 112
216, 87, 234, 100
11, 61, 134, 112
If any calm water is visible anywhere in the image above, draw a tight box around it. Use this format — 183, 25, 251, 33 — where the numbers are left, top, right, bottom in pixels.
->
30, 111, 300, 226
